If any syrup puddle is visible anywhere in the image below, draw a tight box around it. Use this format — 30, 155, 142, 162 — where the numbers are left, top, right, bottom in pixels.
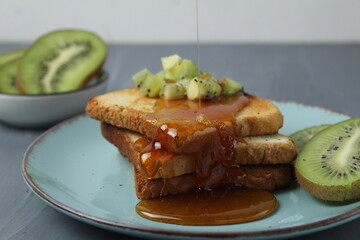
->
136, 188, 277, 226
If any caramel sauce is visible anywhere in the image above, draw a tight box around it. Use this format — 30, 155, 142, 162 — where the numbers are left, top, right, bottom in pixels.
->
134, 137, 174, 178
135, 94, 249, 180
149, 93, 248, 122
136, 188, 277, 226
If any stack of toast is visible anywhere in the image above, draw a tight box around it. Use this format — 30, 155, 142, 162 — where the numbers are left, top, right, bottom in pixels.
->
86, 88, 297, 199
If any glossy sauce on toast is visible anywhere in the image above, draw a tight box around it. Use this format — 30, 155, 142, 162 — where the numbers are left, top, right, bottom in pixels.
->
136, 93, 248, 183
134, 93, 278, 225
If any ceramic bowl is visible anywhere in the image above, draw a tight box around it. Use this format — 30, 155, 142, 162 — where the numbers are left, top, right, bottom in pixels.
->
0, 72, 108, 128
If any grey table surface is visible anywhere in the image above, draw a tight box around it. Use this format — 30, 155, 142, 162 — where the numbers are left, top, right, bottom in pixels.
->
0, 43, 359, 240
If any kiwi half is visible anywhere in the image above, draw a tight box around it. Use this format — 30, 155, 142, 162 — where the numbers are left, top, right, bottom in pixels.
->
0, 49, 25, 66
290, 124, 331, 152
18, 29, 107, 94
0, 59, 21, 94
295, 118, 360, 201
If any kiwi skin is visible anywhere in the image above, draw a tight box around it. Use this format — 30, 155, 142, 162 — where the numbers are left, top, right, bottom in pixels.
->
295, 118, 360, 201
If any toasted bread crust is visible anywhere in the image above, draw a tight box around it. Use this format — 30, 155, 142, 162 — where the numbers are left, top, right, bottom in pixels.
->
101, 123, 296, 179
134, 165, 291, 199
86, 88, 283, 152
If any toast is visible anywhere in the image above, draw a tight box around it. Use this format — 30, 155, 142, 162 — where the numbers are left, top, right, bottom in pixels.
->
86, 88, 284, 153
134, 164, 291, 200
101, 122, 297, 179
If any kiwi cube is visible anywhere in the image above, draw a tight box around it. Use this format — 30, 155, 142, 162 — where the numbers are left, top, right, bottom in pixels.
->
132, 68, 152, 88
161, 54, 182, 70
159, 83, 186, 100
220, 77, 244, 95
187, 76, 222, 100
139, 74, 165, 98
171, 59, 200, 80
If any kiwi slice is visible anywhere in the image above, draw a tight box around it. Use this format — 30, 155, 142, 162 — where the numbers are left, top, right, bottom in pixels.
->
18, 29, 107, 94
295, 118, 360, 201
290, 124, 331, 152
0, 49, 25, 66
0, 59, 21, 94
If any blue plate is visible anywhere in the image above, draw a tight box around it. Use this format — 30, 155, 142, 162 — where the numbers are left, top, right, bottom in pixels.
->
22, 102, 360, 239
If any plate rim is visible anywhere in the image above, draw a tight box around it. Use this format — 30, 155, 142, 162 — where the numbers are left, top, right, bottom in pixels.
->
22, 101, 360, 239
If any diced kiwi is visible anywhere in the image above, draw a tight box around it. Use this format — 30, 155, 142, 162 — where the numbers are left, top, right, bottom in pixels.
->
132, 68, 152, 88
161, 54, 182, 70
159, 83, 186, 100
177, 78, 191, 90
295, 118, 360, 201
290, 124, 331, 153
171, 59, 200, 80
219, 77, 244, 95
139, 74, 165, 97
187, 74, 222, 100
0, 49, 25, 66
134, 54, 244, 99
0, 59, 21, 94
18, 29, 107, 94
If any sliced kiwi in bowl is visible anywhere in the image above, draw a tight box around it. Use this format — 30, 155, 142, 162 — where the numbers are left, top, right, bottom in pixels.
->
18, 29, 107, 94
295, 118, 360, 201
0, 59, 21, 94
0, 49, 25, 66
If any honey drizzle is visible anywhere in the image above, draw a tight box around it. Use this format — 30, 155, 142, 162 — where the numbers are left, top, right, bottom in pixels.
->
195, 0, 202, 110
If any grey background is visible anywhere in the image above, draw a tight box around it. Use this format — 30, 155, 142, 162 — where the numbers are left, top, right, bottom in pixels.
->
1, 43, 359, 239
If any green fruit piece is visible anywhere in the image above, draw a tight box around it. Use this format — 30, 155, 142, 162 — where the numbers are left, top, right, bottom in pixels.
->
0, 49, 25, 66
219, 77, 244, 95
155, 70, 175, 81
139, 74, 165, 97
187, 74, 221, 100
0, 59, 21, 94
159, 83, 186, 100
161, 54, 182, 70
156, 70, 165, 79
18, 29, 107, 94
290, 124, 331, 153
295, 118, 360, 201
132, 68, 152, 88
171, 59, 200, 80
177, 78, 191, 90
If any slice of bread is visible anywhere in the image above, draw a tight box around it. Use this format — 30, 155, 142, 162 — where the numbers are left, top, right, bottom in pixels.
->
86, 88, 284, 153
101, 122, 297, 179
134, 165, 291, 200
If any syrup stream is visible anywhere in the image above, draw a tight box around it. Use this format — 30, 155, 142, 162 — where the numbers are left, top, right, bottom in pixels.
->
195, 0, 201, 109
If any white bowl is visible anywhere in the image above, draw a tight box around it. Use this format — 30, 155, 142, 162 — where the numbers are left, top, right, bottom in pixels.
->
0, 72, 108, 128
